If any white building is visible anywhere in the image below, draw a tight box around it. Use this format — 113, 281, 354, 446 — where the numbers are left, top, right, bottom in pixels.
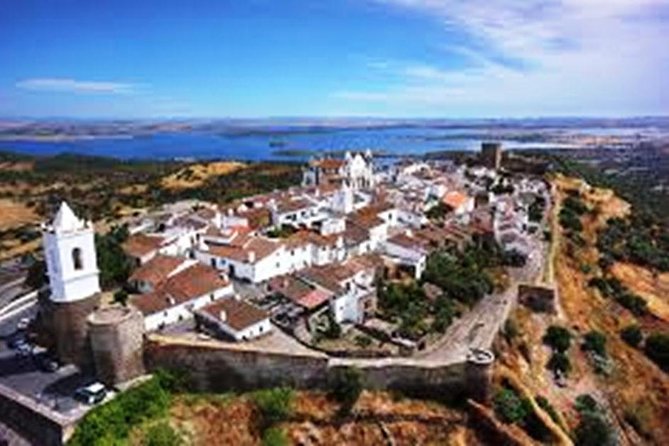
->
196, 297, 272, 341
42, 202, 100, 303
302, 151, 375, 190
130, 263, 234, 331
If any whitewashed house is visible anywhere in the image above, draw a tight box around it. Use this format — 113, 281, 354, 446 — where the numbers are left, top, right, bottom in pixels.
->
130, 263, 234, 331
196, 297, 272, 341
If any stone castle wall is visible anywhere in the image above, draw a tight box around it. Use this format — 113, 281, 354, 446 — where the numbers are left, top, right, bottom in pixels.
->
43, 294, 101, 369
145, 338, 492, 402
0, 382, 76, 446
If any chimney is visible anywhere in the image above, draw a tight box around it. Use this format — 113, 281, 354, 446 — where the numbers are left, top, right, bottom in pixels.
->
219, 310, 227, 322
248, 250, 256, 263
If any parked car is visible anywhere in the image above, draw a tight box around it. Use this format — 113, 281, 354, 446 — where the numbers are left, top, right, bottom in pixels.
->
74, 382, 107, 405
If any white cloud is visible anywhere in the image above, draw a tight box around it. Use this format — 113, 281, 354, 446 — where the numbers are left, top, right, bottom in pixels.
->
16, 78, 138, 95
338, 0, 669, 116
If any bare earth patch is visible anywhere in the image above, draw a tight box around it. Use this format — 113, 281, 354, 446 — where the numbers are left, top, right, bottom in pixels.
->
161, 162, 246, 190
611, 262, 669, 323
0, 199, 38, 231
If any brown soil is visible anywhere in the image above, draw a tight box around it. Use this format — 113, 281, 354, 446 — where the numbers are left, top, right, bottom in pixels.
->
491, 174, 669, 445
155, 391, 480, 446
161, 162, 246, 190
0, 199, 38, 231
610, 262, 669, 323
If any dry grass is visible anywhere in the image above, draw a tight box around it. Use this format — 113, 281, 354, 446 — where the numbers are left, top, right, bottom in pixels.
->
161, 162, 246, 190
159, 391, 477, 446
611, 262, 669, 323
0, 199, 38, 231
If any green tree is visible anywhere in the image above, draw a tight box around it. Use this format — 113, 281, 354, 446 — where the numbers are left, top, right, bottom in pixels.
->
262, 427, 289, 446
143, 422, 181, 446
543, 326, 572, 353
24, 259, 47, 290
330, 367, 363, 416
493, 388, 531, 424
548, 352, 572, 375
620, 325, 643, 347
252, 387, 294, 427
574, 412, 614, 446
96, 225, 132, 290
645, 333, 669, 371
113, 289, 129, 306
582, 331, 607, 357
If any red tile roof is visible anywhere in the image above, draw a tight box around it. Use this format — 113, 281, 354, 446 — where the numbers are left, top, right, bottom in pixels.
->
201, 298, 269, 331
128, 255, 185, 288
130, 263, 230, 316
122, 234, 165, 259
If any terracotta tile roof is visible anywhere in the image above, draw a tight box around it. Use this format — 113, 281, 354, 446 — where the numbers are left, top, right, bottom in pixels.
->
128, 255, 185, 287
387, 233, 425, 251
275, 197, 313, 214
442, 191, 471, 210
342, 224, 369, 246
201, 298, 269, 331
206, 236, 281, 264
130, 263, 230, 316
122, 234, 165, 258
268, 275, 332, 310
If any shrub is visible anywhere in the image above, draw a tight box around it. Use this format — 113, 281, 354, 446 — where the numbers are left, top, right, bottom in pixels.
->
252, 388, 295, 426
503, 318, 519, 342
262, 427, 289, 446
620, 324, 643, 347
548, 352, 571, 375
493, 388, 531, 424
644, 333, 669, 371
582, 331, 607, 357
69, 376, 172, 445
574, 412, 614, 446
113, 289, 129, 306
543, 326, 572, 353
330, 367, 363, 415
142, 422, 181, 446
575, 394, 600, 414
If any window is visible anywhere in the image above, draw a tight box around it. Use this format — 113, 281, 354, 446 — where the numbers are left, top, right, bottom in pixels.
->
72, 248, 83, 270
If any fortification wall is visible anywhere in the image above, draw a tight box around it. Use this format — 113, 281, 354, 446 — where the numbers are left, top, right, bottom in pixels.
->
144, 340, 330, 392
144, 338, 490, 402
88, 305, 146, 386
0, 382, 76, 446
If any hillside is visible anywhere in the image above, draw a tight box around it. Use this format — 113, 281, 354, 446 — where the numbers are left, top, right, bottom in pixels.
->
494, 174, 669, 445
0, 151, 301, 260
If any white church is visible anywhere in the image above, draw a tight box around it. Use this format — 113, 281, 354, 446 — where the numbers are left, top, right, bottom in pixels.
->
302, 150, 375, 189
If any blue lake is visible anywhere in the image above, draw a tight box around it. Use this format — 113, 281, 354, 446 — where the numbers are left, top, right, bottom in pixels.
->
0, 126, 649, 161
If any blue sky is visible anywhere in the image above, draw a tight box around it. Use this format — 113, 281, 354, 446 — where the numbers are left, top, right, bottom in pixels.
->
2, 0, 668, 118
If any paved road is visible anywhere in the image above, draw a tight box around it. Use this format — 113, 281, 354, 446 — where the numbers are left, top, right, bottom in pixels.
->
416, 232, 547, 364
0, 305, 92, 418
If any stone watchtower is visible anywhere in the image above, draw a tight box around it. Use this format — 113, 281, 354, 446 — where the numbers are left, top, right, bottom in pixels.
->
42, 202, 101, 367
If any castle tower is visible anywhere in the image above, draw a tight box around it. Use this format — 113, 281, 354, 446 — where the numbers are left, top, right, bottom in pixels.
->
41, 202, 101, 367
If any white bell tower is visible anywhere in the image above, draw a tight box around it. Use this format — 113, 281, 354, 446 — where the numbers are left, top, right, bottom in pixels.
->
42, 202, 100, 303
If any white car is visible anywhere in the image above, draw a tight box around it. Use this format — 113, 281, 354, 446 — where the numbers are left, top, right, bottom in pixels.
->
74, 382, 107, 405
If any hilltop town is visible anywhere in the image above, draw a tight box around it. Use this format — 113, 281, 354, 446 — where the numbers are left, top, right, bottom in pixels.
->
0, 143, 550, 441
1, 142, 669, 445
